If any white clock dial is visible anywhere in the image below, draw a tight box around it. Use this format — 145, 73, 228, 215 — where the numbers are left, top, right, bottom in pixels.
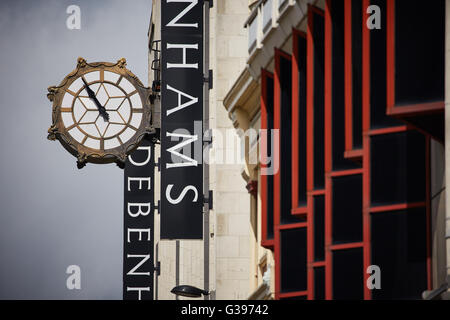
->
59, 70, 144, 150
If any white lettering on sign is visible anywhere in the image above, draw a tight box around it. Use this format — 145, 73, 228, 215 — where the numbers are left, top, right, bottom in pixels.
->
124, 142, 154, 300
166, 84, 199, 115
127, 287, 150, 300
166, 44, 199, 69
166, 132, 198, 168
128, 177, 151, 191
127, 228, 151, 243
128, 146, 152, 166
126, 254, 151, 276
166, 184, 199, 204
127, 202, 151, 217
161, 0, 203, 239
166, 0, 199, 28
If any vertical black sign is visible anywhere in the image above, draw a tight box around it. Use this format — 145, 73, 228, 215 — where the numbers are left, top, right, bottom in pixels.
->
123, 139, 155, 300
161, 0, 204, 239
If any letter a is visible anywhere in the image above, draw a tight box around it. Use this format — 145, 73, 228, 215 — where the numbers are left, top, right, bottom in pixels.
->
66, 265, 81, 290
66, 5, 81, 30
166, 84, 198, 116
366, 265, 381, 290
366, 5, 381, 30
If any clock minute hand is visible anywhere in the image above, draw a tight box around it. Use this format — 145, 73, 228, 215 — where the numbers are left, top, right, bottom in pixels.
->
82, 78, 110, 121
94, 100, 110, 122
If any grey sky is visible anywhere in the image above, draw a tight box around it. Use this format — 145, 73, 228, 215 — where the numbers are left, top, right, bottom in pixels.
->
0, 0, 152, 299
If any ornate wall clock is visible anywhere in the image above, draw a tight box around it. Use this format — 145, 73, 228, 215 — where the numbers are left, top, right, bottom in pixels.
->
47, 57, 153, 168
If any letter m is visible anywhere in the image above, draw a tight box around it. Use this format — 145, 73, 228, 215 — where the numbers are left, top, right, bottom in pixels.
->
166, 132, 198, 168
166, 0, 198, 28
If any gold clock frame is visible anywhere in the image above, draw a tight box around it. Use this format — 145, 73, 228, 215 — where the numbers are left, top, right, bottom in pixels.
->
47, 57, 153, 168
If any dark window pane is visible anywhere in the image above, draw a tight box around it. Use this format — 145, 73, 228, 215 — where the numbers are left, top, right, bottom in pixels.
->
313, 11, 325, 189
280, 295, 307, 300
370, 0, 399, 129
296, 34, 307, 206
331, 0, 358, 171
370, 131, 426, 206
332, 248, 364, 299
332, 175, 363, 244
266, 76, 274, 239
281, 228, 307, 292
314, 266, 325, 300
314, 195, 325, 261
351, 0, 362, 148
371, 208, 428, 299
395, 1, 444, 106
280, 55, 303, 224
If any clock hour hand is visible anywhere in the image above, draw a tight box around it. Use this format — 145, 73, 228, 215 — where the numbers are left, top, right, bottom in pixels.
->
82, 77, 110, 121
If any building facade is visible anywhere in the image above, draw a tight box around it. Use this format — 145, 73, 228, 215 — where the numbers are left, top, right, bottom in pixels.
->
148, 0, 255, 300
149, 0, 450, 300
224, 0, 449, 299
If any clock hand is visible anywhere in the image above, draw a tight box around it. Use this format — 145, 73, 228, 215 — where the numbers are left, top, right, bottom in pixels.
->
81, 77, 110, 121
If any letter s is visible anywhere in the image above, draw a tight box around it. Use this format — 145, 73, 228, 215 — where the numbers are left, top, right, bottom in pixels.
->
166, 184, 198, 204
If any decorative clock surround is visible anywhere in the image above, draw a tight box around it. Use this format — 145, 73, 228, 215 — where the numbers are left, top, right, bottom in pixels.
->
47, 57, 153, 168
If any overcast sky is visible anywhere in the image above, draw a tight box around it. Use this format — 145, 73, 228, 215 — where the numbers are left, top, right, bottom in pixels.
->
0, 0, 152, 299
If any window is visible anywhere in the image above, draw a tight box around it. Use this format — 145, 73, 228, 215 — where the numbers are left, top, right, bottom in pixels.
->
385, 0, 445, 141
370, 131, 426, 206
389, 0, 445, 109
278, 0, 288, 10
370, 0, 399, 129
280, 228, 307, 293
313, 195, 325, 261
371, 208, 428, 299
292, 30, 307, 211
262, 0, 273, 34
248, 15, 258, 53
314, 266, 325, 300
309, 9, 325, 190
330, 0, 360, 170
332, 248, 364, 299
344, 0, 363, 152
332, 175, 362, 244
275, 49, 304, 225
260, 70, 275, 247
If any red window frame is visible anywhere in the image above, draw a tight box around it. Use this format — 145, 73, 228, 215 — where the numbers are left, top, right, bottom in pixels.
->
306, 4, 326, 300
344, 0, 363, 161
325, 0, 365, 299
362, 0, 371, 299
307, 5, 326, 195
275, 224, 309, 300
274, 48, 309, 299
273, 47, 292, 231
260, 68, 275, 250
291, 28, 308, 216
386, 0, 444, 117
268, 0, 432, 300
363, 0, 432, 299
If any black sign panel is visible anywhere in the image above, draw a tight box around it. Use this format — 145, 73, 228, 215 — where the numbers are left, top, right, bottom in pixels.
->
161, 0, 204, 239
123, 139, 155, 300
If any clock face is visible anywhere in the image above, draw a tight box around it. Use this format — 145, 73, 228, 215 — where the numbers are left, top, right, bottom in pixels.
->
59, 70, 144, 151
47, 58, 152, 168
